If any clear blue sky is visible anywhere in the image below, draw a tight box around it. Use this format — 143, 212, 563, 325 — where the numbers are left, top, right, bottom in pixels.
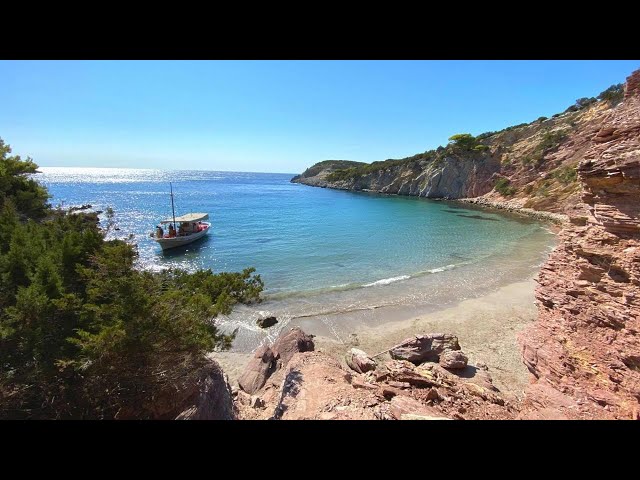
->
1, 60, 638, 173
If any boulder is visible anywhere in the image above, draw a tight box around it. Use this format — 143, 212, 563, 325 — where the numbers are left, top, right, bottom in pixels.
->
389, 334, 460, 364
388, 396, 451, 420
439, 350, 468, 369
272, 327, 315, 368
256, 315, 278, 329
238, 345, 275, 394
345, 348, 377, 373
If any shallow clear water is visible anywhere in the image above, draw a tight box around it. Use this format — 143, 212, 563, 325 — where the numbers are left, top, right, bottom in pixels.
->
37, 167, 556, 349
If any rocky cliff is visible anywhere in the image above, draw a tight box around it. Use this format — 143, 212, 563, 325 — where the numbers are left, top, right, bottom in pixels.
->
519, 70, 640, 420
292, 85, 625, 214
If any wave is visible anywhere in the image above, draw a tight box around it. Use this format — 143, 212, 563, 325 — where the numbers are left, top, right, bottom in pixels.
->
425, 264, 456, 274
362, 275, 410, 287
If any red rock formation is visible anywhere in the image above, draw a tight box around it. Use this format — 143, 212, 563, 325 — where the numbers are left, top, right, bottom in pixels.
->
235, 337, 519, 420
519, 70, 640, 420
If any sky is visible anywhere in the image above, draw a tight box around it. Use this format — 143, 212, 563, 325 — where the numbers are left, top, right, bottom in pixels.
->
1, 60, 638, 174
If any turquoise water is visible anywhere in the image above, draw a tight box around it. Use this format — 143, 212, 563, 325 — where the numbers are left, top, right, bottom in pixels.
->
37, 167, 555, 348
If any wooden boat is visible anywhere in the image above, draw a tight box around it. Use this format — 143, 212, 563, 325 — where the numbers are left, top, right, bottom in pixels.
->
151, 183, 211, 251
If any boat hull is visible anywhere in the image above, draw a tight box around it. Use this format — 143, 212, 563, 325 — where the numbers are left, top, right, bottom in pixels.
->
154, 224, 210, 251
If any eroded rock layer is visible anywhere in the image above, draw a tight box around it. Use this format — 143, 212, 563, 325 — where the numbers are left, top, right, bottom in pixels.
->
519, 70, 640, 420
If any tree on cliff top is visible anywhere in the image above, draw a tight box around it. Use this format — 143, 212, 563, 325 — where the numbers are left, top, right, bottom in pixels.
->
598, 83, 624, 106
0, 137, 263, 419
0, 138, 50, 219
448, 133, 476, 150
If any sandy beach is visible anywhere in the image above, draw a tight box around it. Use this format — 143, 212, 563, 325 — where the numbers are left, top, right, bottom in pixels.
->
213, 274, 539, 398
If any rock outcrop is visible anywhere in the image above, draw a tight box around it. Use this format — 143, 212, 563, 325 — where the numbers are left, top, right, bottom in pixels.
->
174, 360, 236, 420
519, 69, 640, 420
237, 345, 276, 395
439, 350, 468, 370
345, 348, 377, 373
256, 315, 278, 329
237, 327, 315, 395
389, 334, 460, 364
272, 327, 315, 368
235, 330, 517, 420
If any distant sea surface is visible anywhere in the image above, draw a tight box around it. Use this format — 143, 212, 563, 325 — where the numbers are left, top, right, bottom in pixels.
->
37, 167, 555, 349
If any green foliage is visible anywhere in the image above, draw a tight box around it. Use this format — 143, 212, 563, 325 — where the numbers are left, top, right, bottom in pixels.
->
448, 133, 478, 150
517, 129, 567, 170
494, 178, 517, 196
538, 129, 567, 153
476, 131, 497, 140
535, 180, 552, 197
300, 160, 365, 178
565, 97, 597, 113
0, 139, 50, 219
0, 137, 263, 419
327, 151, 432, 182
473, 144, 490, 152
537, 116, 548, 122
551, 164, 578, 185
597, 83, 624, 106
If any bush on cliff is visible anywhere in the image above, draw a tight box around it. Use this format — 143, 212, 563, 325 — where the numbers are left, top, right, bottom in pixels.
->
448, 133, 477, 150
0, 138, 263, 419
326, 152, 431, 182
597, 83, 624, 106
494, 178, 516, 196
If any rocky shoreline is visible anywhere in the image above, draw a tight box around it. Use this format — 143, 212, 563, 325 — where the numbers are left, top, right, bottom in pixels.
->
231, 327, 517, 420
456, 198, 569, 224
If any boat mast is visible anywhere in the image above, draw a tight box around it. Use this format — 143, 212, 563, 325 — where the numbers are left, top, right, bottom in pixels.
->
170, 182, 177, 228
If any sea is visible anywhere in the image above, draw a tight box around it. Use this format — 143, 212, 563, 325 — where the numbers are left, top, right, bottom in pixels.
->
37, 167, 556, 350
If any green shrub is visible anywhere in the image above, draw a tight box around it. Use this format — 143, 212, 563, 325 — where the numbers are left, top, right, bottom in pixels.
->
448, 133, 478, 150
538, 129, 567, 153
576, 97, 597, 108
535, 180, 552, 197
537, 116, 548, 122
522, 155, 534, 166
0, 139, 50, 220
494, 178, 517, 196
552, 165, 578, 185
327, 150, 435, 182
476, 131, 497, 140
597, 83, 624, 106
0, 137, 264, 419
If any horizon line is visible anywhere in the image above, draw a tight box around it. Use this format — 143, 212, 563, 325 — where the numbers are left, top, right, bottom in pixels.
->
36, 165, 300, 176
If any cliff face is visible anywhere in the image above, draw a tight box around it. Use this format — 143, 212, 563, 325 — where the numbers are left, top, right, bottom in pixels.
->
292, 96, 619, 214
290, 160, 365, 186
519, 70, 640, 420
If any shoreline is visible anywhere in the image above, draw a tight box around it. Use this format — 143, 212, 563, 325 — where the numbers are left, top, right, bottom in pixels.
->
213, 274, 542, 398
456, 197, 569, 224
312, 275, 539, 397
293, 176, 570, 225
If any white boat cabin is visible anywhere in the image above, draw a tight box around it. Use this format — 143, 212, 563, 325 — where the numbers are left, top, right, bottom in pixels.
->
155, 213, 209, 238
